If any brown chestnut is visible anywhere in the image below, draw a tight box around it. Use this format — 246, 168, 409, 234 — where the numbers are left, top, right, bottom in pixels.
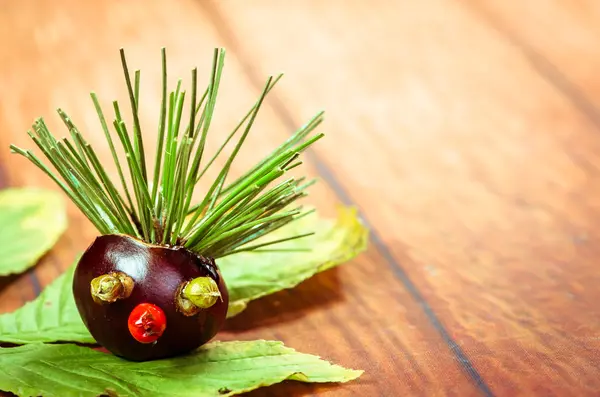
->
73, 234, 229, 361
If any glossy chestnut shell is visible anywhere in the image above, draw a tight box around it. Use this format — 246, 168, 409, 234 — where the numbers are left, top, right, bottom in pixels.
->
73, 234, 229, 361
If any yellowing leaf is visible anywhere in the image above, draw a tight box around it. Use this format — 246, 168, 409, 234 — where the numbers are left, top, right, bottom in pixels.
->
221, 206, 368, 317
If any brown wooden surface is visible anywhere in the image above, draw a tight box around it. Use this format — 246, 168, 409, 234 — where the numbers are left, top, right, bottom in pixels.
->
1, 1, 600, 396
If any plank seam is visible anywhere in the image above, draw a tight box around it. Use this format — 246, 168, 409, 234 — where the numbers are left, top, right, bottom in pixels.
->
198, 2, 495, 396
28, 272, 42, 296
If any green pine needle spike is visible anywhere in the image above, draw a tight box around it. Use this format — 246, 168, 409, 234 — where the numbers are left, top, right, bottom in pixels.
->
10, 48, 324, 259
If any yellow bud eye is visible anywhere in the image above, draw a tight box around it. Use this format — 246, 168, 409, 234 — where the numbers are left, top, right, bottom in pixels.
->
175, 276, 221, 316
90, 272, 134, 304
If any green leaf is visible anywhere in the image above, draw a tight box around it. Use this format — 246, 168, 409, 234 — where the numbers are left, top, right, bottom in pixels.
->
0, 262, 94, 344
0, 340, 362, 397
221, 206, 368, 317
0, 206, 367, 344
0, 188, 67, 276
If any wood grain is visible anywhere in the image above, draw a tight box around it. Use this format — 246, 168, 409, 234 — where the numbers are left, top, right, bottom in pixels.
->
469, 0, 600, 110
2, 0, 600, 396
0, 1, 482, 396
207, 0, 600, 395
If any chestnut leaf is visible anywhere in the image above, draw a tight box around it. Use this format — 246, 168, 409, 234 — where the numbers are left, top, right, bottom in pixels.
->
0, 206, 368, 344
0, 264, 94, 344
0, 188, 67, 276
0, 340, 362, 397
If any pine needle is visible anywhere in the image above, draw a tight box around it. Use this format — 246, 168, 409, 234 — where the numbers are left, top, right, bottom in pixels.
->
9, 47, 322, 259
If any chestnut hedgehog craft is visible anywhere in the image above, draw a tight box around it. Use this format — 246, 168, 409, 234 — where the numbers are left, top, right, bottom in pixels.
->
10, 48, 323, 361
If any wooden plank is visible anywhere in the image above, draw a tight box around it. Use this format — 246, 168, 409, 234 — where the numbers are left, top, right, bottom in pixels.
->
0, 1, 477, 396
468, 0, 600, 109
208, 0, 600, 395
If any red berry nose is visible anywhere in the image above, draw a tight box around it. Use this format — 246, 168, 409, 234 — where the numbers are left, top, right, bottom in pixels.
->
128, 303, 167, 344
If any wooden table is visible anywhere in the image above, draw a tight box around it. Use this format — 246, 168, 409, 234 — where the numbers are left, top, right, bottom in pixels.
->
1, 1, 600, 396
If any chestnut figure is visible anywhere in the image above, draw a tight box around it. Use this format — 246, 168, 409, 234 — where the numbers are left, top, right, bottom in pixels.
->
11, 48, 322, 362
73, 234, 229, 361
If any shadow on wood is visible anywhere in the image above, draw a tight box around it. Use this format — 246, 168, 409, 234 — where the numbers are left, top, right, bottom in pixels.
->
243, 380, 348, 397
222, 268, 343, 333
0, 248, 55, 298
0, 273, 21, 296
